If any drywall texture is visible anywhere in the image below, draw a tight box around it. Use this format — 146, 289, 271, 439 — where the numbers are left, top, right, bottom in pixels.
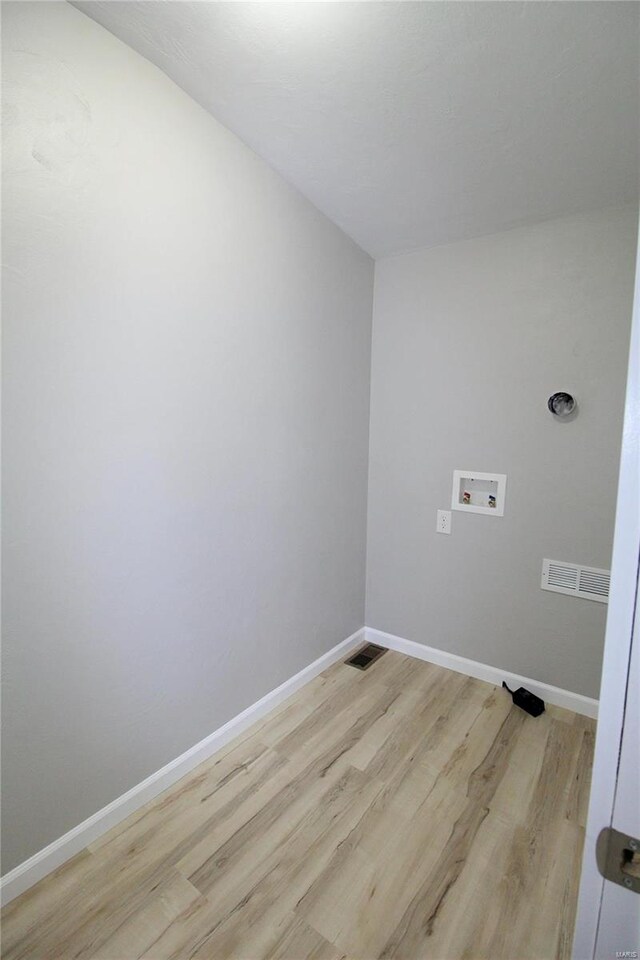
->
2, 1, 373, 873
366, 206, 637, 700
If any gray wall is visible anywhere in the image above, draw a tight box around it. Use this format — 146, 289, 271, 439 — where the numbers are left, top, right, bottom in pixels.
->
2, 1, 373, 873
366, 206, 637, 700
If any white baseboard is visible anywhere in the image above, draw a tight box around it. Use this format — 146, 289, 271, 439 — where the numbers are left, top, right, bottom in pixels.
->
0, 627, 365, 907
366, 626, 599, 720
1, 624, 597, 905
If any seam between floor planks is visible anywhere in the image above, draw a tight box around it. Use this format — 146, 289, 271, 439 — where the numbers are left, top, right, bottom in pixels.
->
1, 651, 595, 960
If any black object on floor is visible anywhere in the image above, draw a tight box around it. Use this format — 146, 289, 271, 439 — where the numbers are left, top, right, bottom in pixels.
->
345, 643, 387, 670
502, 680, 545, 717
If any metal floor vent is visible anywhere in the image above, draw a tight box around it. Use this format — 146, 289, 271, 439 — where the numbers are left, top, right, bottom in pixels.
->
345, 643, 387, 670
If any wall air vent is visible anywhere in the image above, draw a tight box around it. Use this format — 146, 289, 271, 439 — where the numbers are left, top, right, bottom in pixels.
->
541, 559, 610, 604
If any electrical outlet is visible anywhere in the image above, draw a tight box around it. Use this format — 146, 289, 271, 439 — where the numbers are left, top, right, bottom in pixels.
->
436, 509, 451, 535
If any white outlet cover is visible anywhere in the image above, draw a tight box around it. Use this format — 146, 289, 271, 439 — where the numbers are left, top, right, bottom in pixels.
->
436, 509, 452, 534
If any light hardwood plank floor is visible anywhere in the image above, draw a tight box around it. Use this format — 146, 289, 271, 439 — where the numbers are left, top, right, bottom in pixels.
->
1, 651, 595, 960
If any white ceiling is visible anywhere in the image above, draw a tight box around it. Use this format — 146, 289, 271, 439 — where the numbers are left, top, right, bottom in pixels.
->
74, 1, 638, 258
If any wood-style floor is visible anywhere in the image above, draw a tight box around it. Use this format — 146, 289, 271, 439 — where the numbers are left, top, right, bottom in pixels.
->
1, 650, 595, 960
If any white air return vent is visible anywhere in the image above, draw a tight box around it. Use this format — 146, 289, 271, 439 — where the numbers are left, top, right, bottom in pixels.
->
541, 559, 610, 603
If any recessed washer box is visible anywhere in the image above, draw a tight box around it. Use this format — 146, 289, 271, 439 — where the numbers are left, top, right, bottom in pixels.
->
451, 470, 507, 516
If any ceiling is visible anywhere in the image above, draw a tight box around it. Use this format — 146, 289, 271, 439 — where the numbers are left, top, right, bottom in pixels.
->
74, 1, 639, 258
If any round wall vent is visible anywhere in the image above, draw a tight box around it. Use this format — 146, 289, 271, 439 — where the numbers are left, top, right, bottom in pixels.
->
547, 392, 576, 418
